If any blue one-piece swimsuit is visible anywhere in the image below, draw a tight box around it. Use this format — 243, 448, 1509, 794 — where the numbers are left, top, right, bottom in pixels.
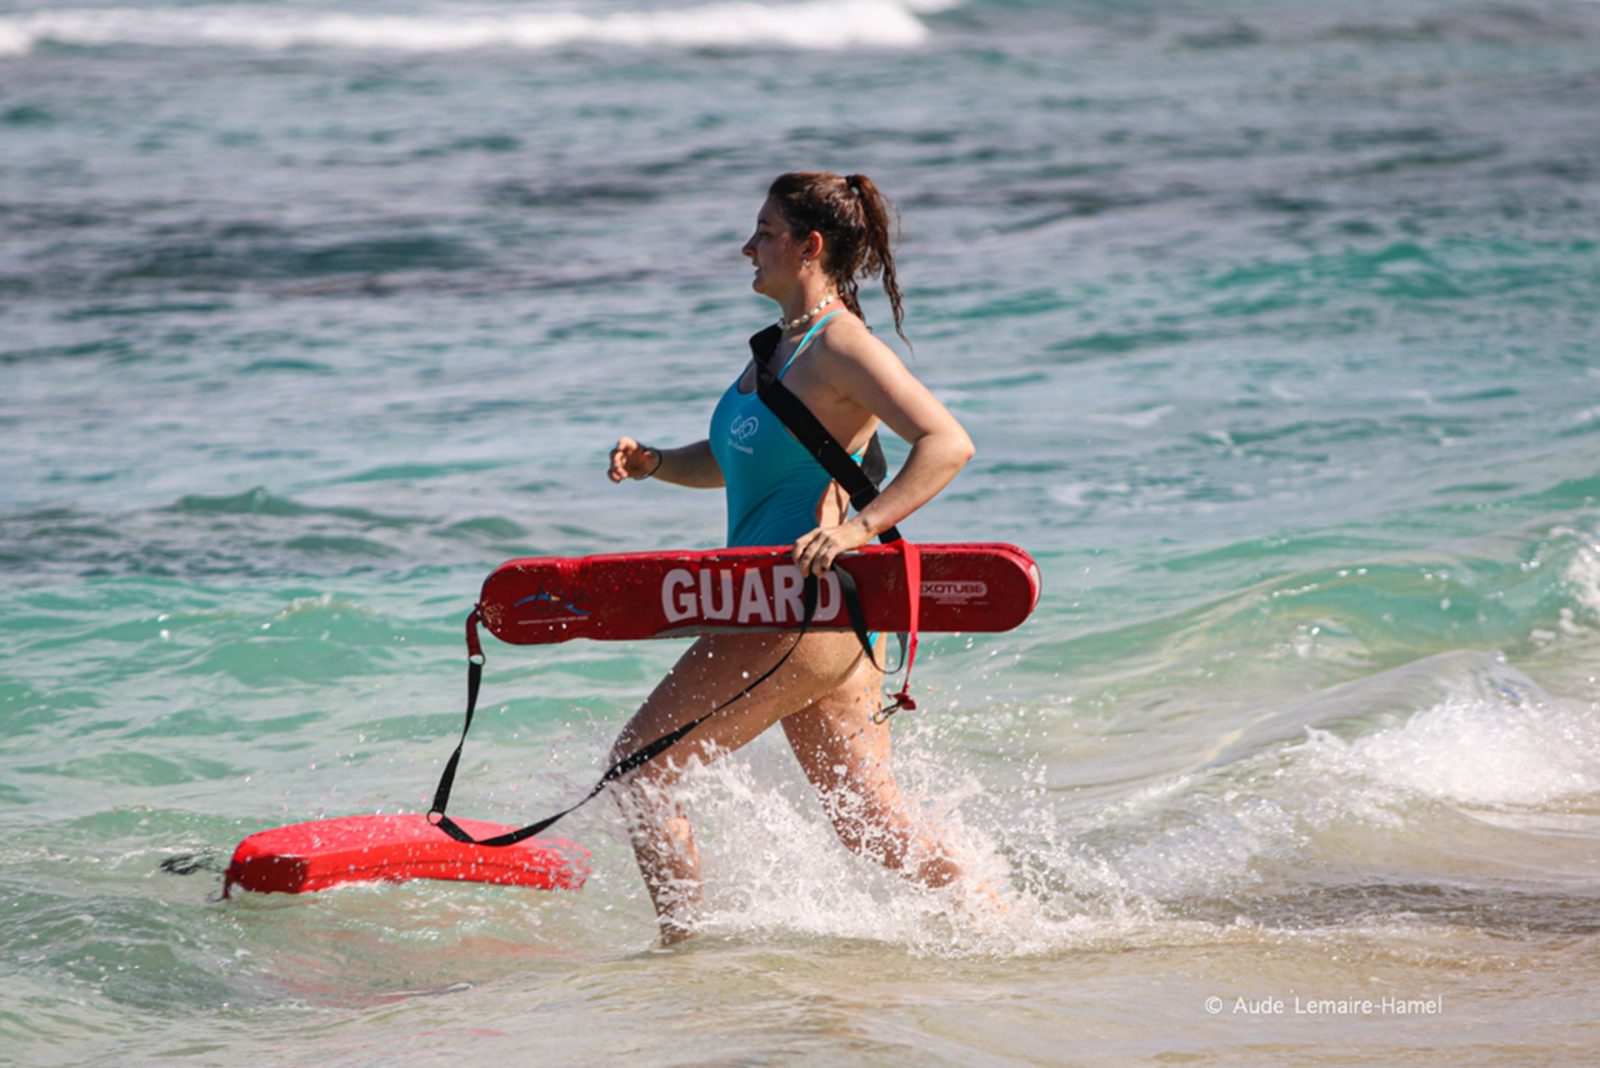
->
709, 311, 880, 650
709, 311, 855, 547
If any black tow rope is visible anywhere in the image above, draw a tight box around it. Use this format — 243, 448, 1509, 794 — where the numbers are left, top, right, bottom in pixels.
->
427, 572, 876, 847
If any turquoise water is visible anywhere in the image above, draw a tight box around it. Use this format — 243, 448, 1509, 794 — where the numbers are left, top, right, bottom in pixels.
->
4, 0, 1600, 1063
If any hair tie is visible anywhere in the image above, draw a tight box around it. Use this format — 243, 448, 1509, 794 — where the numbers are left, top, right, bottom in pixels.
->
845, 173, 863, 195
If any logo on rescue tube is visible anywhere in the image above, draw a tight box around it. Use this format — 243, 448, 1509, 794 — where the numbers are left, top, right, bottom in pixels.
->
921, 580, 987, 602
661, 565, 841, 625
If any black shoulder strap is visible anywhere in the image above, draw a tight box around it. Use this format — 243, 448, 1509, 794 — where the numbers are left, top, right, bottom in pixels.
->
749, 325, 900, 544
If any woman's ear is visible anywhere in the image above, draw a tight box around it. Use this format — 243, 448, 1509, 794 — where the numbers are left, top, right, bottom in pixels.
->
804, 230, 825, 264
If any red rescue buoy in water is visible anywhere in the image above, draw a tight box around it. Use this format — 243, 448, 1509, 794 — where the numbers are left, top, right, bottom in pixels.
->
223, 814, 588, 896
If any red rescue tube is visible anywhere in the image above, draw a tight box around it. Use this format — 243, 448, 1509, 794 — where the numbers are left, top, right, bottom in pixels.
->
478, 542, 1040, 645
223, 814, 589, 896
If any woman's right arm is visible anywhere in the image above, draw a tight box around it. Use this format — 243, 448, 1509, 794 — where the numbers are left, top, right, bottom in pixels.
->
608, 437, 724, 488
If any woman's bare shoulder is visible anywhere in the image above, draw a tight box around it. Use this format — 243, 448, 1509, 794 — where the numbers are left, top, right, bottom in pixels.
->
816, 314, 902, 373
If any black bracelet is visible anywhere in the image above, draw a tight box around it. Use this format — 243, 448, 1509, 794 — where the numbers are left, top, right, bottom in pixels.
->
641, 445, 663, 479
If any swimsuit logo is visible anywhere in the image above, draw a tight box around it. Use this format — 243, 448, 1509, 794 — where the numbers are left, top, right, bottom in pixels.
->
731, 414, 759, 442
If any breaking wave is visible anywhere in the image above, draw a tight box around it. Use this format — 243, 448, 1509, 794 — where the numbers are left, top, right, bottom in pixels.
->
0, 1, 944, 58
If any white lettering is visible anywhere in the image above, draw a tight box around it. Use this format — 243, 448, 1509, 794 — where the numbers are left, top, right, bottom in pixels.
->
922, 580, 987, 601
662, 565, 847, 627
1234, 996, 1283, 1015
738, 569, 773, 624
773, 566, 804, 623
1295, 997, 1374, 1015
662, 569, 695, 623
1220, 992, 1443, 1017
815, 571, 840, 621
699, 568, 735, 621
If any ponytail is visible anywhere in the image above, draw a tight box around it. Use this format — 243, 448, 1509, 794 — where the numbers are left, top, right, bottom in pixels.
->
767, 171, 909, 349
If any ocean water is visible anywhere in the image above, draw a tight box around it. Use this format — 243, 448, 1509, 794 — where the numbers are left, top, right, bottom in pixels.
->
4, 0, 1600, 1063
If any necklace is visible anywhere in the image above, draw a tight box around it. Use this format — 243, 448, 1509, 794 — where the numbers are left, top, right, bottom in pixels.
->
777, 293, 837, 332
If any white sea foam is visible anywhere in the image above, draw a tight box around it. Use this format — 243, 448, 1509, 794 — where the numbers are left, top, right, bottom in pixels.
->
1074, 656, 1600, 902
1303, 688, 1600, 808
0, 21, 29, 56
1559, 526, 1600, 622
0, 1, 935, 57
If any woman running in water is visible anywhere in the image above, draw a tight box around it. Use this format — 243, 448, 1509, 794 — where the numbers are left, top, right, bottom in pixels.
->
607, 172, 976, 942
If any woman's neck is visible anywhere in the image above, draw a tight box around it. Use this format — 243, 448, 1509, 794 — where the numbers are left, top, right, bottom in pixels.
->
777, 284, 839, 331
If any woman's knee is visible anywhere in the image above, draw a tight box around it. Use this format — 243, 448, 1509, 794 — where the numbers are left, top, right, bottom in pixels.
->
832, 815, 910, 870
609, 760, 678, 843
816, 785, 906, 864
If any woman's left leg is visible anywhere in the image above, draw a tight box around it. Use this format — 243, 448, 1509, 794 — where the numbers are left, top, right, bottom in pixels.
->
781, 650, 965, 889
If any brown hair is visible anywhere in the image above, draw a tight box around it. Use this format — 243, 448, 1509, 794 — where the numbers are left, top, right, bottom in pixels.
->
767, 171, 908, 347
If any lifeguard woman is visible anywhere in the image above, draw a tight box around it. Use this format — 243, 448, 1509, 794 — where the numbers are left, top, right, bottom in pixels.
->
607, 172, 976, 942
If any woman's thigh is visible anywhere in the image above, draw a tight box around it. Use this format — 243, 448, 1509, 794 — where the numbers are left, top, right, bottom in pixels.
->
611, 629, 868, 779
780, 641, 896, 799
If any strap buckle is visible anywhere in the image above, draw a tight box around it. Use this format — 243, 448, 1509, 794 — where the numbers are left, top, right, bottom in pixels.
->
872, 690, 917, 725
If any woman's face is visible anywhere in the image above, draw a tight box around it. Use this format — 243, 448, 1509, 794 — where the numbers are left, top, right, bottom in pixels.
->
742, 196, 806, 298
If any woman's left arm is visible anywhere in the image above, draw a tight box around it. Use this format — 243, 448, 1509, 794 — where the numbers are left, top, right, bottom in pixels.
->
791, 331, 975, 576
